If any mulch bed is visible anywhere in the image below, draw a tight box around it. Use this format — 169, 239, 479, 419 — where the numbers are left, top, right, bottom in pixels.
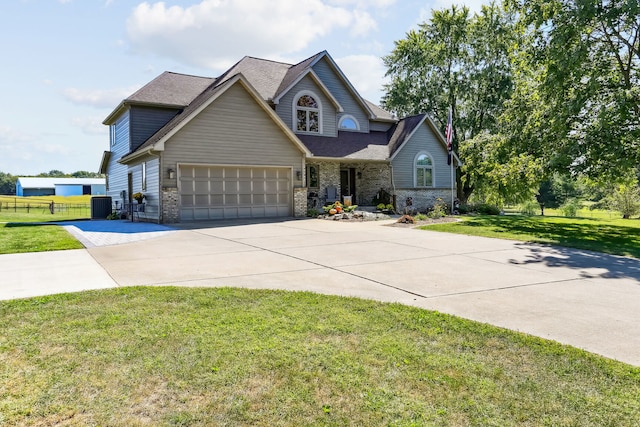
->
387, 216, 461, 228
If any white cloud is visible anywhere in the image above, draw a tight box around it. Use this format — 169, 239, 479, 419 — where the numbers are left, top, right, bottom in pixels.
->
71, 117, 109, 136
335, 54, 388, 104
126, 0, 378, 70
423, 0, 486, 18
328, 0, 396, 7
0, 125, 68, 172
0, 125, 35, 145
62, 85, 142, 108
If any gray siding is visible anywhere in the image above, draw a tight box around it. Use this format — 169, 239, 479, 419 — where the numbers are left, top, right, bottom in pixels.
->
106, 111, 131, 205
130, 106, 180, 152
370, 121, 394, 132
275, 75, 337, 137
312, 58, 370, 133
391, 123, 451, 188
163, 82, 305, 188
128, 157, 160, 221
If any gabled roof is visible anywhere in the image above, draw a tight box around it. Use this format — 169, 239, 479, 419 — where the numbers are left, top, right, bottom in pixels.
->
119, 73, 311, 163
388, 114, 461, 165
273, 52, 324, 99
103, 72, 215, 125
366, 100, 395, 122
272, 51, 375, 119
108, 50, 401, 162
388, 114, 428, 157
217, 56, 291, 100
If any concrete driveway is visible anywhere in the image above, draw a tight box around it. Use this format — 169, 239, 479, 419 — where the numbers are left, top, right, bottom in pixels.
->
3, 218, 640, 366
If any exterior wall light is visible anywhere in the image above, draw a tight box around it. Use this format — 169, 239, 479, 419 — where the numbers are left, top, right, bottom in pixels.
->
168, 169, 175, 179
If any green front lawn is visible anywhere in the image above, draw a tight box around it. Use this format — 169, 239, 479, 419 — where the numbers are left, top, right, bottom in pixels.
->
1, 287, 638, 426
0, 223, 83, 254
423, 214, 640, 258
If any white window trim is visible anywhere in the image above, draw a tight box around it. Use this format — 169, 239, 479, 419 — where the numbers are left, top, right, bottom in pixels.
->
338, 114, 360, 131
110, 124, 116, 147
414, 151, 435, 187
292, 90, 323, 134
141, 161, 147, 191
306, 164, 319, 189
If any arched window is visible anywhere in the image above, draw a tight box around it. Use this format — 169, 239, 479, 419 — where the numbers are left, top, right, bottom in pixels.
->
294, 91, 321, 133
415, 153, 434, 187
338, 115, 359, 131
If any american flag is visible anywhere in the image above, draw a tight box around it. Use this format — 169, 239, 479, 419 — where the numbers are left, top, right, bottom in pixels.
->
445, 107, 453, 165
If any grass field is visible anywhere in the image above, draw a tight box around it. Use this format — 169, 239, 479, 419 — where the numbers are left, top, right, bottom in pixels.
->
0, 195, 92, 223
1, 287, 638, 426
0, 223, 84, 254
423, 213, 640, 259
0, 195, 90, 254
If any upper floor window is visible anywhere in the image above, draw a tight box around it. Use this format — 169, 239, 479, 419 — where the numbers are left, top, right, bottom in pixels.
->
110, 124, 116, 147
338, 115, 359, 131
294, 91, 321, 133
415, 153, 434, 187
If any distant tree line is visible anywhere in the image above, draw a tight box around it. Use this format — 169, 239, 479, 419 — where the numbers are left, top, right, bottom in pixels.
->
0, 170, 104, 195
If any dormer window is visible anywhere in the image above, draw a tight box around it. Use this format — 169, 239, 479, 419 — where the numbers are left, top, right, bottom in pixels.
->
294, 91, 322, 133
338, 115, 359, 131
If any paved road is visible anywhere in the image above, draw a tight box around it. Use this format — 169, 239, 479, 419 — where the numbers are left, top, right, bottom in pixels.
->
2, 218, 639, 366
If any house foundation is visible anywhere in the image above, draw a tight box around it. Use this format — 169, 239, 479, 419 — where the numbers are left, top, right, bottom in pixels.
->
394, 188, 454, 213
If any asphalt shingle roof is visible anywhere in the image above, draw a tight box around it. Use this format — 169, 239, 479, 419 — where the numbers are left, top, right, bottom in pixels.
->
387, 114, 427, 157
127, 72, 215, 106
298, 131, 390, 160
274, 52, 324, 99
115, 51, 402, 161
218, 57, 291, 100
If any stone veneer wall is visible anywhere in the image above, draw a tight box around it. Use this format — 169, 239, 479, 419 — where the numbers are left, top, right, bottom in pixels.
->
312, 160, 340, 204
394, 188, 455, 213
161, 187, 180, 223
307, 160, 392, 206
352, 163, 391, 205
293, 187, 307, 217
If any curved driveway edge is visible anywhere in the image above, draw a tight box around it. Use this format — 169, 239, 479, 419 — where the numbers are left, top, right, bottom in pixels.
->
84, 218, 640, 366
2, 218, 639, 366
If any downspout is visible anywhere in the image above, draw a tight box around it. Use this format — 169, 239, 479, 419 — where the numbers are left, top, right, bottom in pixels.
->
389, 162, 397, 210
147, 150, 161, 224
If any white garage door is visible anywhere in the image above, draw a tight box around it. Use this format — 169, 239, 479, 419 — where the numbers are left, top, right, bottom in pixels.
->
179, 165, 291, 220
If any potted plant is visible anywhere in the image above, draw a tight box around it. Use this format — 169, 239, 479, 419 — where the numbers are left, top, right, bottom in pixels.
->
132, 192, 145, 204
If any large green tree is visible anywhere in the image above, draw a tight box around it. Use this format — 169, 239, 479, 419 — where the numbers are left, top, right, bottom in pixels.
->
504, 0, 640, 181
382, 2, 526, 203
0, 172, 17, 195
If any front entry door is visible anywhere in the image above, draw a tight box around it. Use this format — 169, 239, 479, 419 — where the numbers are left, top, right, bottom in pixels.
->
340, 168, 356, 203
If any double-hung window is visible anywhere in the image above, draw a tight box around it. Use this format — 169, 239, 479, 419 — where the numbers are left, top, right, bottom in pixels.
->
415, 153, 433, 187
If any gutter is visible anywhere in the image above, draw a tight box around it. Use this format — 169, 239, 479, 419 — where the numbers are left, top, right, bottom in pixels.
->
118, 147, 158, 164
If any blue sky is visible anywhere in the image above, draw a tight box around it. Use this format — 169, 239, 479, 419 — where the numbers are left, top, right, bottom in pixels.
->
1, 0, 484, 175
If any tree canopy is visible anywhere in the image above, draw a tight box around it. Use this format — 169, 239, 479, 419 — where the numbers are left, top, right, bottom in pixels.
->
382, 0, 639, 205
504, 0, 640, 181
382, 2, 530, 203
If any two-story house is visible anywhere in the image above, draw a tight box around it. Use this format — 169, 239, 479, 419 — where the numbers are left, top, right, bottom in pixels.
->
100, 51, 459, 223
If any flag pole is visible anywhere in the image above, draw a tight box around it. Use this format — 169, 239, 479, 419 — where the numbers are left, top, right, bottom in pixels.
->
451, 153, 454, 213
